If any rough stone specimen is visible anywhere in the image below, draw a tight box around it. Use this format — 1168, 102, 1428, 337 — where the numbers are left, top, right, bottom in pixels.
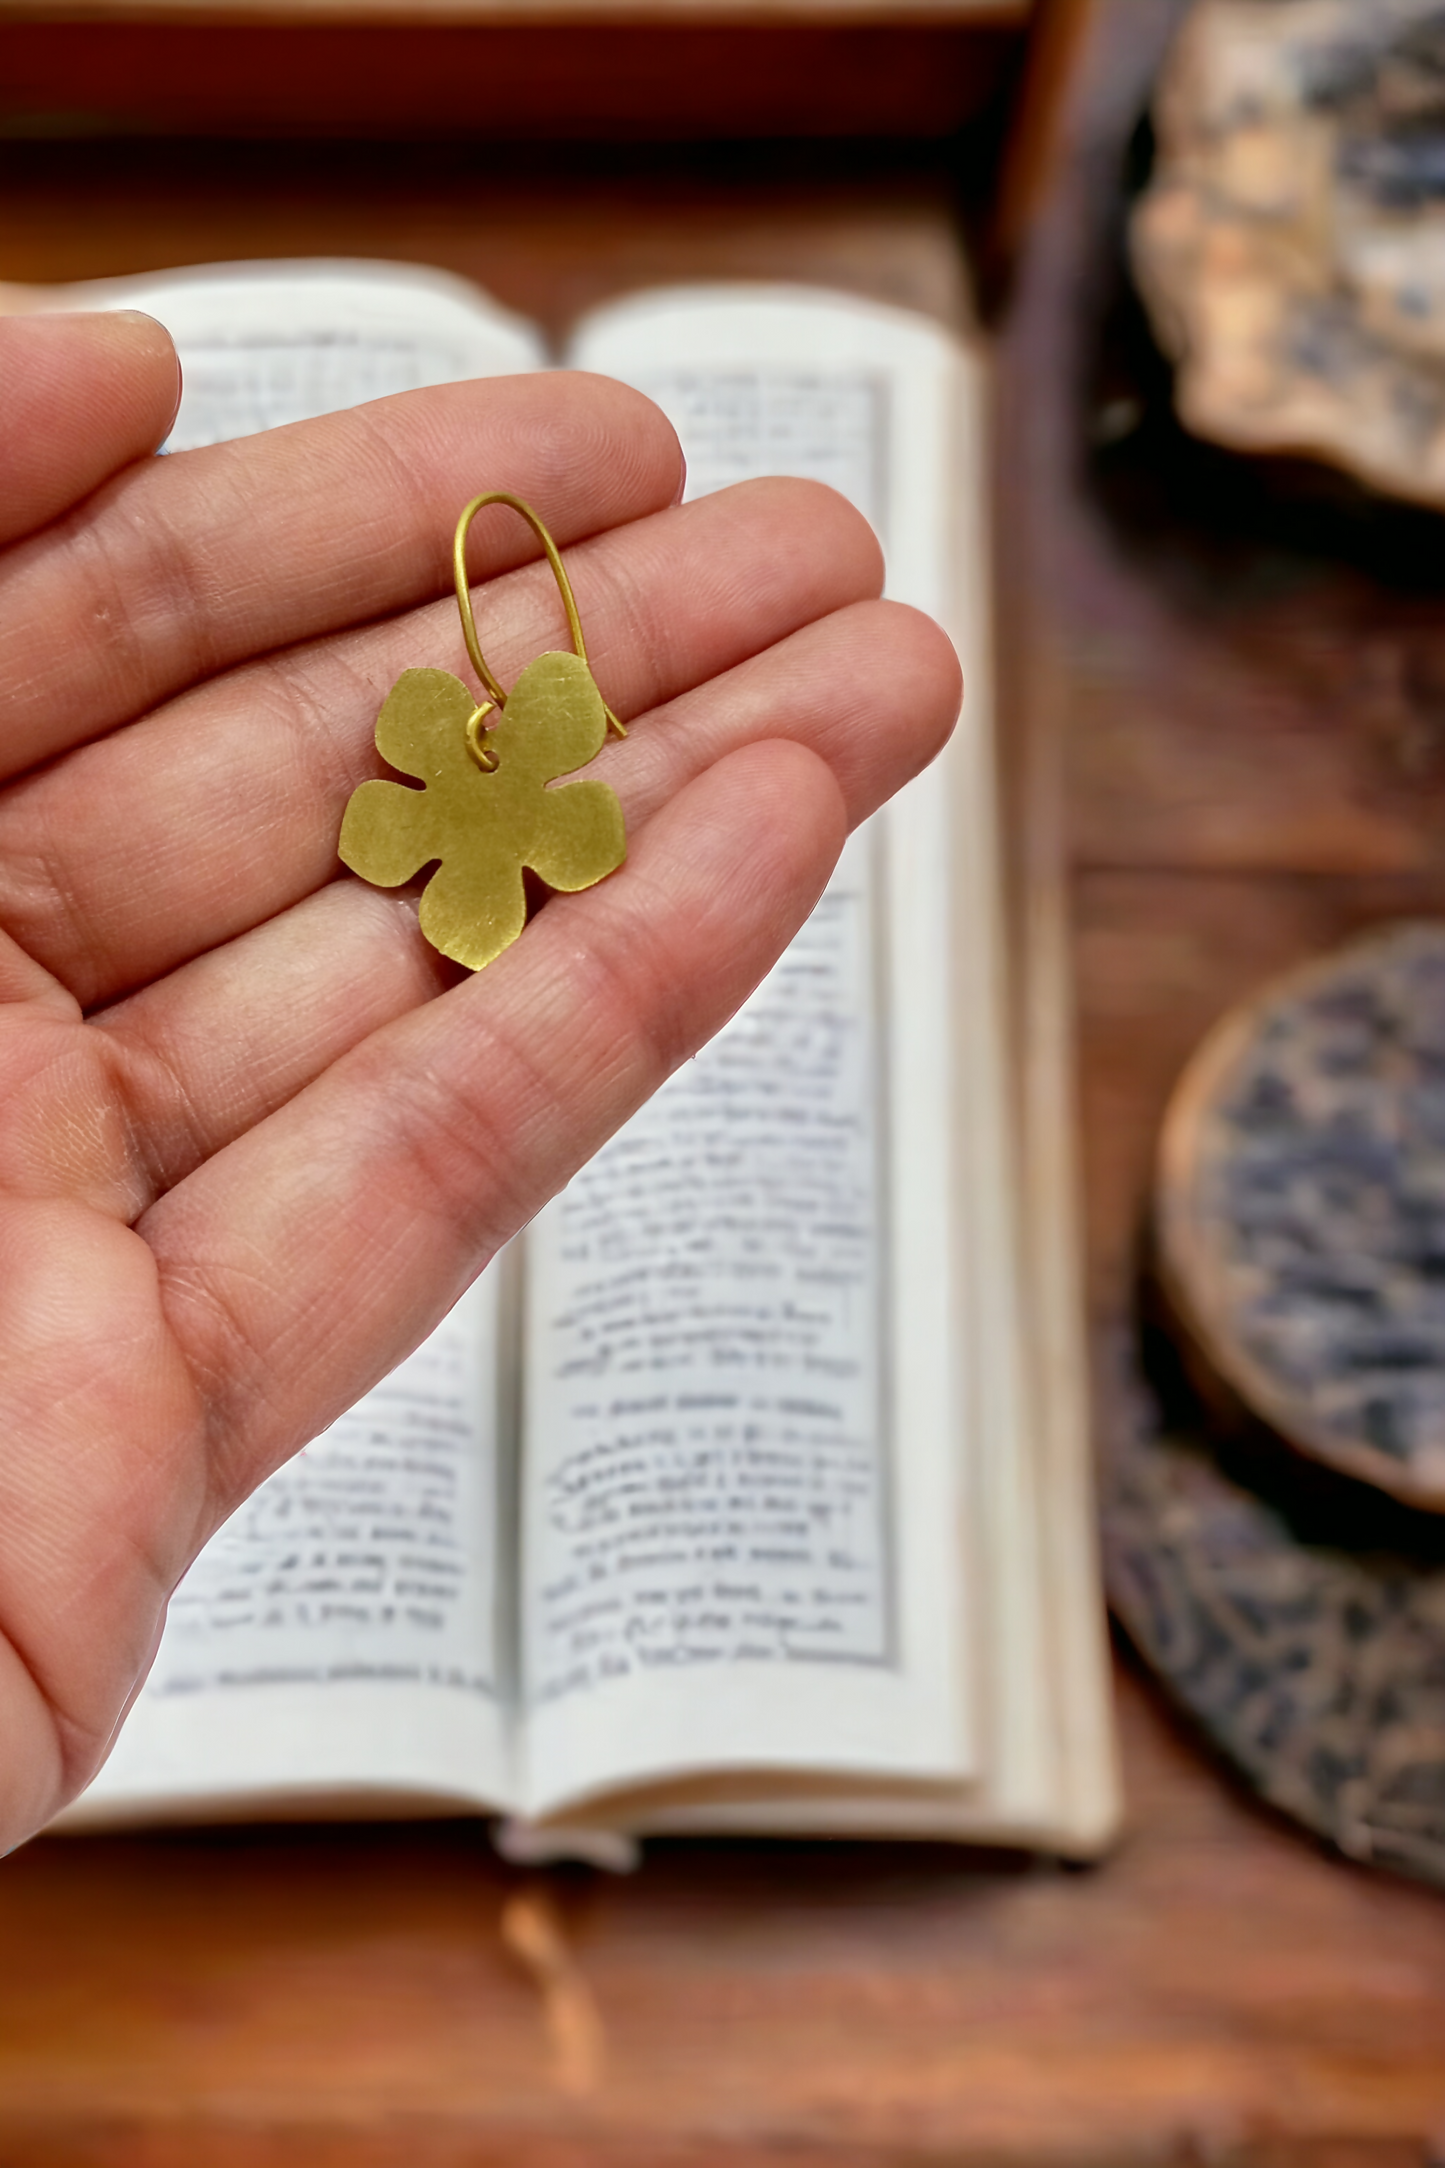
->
1133, 0, 1445, 503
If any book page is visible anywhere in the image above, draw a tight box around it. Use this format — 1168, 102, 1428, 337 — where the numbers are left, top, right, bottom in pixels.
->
64, 1272, 514, 1825
36, 257, 543, 446
503, 282, 1098, 1848
517, 290, 981, 1819
540, 311, 1121, 1847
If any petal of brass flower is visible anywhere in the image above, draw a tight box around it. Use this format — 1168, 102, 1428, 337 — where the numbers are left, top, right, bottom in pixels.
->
375, 668, 476, 784
417, 843, 528, 973
527, 779, 627, 894
489, 651, 609, 782
337, 778, 438, 890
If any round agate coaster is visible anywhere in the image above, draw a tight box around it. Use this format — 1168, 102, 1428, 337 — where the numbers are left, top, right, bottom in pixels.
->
1159, 922, 1445, 1510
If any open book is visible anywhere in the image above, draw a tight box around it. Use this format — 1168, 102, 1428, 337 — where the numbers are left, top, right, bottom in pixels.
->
24, 260, 1118, 1859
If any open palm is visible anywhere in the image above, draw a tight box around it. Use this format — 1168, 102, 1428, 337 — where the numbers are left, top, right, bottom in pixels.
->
0, 310, 960, 1850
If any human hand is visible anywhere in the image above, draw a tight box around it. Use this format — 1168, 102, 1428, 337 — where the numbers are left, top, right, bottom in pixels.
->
0, 309, 960, 1849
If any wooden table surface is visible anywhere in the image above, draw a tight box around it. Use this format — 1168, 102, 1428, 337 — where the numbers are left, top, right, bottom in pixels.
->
2, 1664, 1441, 2168
4, 2, 1445, 2157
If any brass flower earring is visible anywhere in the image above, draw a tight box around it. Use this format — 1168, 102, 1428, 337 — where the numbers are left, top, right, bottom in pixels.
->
338, 492, 627, 973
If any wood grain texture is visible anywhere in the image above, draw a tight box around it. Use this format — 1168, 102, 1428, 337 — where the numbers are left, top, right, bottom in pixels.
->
4, 1, 1445, 2152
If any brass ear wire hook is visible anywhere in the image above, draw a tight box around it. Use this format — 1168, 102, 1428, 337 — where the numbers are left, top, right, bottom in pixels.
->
452, 491, 627, 772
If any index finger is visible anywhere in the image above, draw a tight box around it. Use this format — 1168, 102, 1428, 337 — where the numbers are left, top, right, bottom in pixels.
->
0, 369, 684, 785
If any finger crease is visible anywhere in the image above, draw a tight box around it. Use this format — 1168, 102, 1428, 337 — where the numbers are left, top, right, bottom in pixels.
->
99, 1026, 216, 1213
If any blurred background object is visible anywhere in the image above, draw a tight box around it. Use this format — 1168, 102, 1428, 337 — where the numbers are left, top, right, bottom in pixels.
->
1096, 0, 1445, 1899
1133, 0, 1445, 503
5, 0, 1445, 2155
1101, 925, 1445, 1888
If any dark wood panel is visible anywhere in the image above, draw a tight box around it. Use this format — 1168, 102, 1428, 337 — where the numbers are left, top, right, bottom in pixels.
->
1058, 471, 1445, 879
0, 138, 977, 338
0, 18, 1022, 138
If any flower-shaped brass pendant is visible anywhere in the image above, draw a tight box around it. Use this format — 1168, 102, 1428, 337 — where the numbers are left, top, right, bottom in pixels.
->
339, 655, 624, 972
337, 492, 627, 973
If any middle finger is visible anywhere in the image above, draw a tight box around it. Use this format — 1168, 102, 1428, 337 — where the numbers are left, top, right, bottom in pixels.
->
0, 476, 881, 1007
